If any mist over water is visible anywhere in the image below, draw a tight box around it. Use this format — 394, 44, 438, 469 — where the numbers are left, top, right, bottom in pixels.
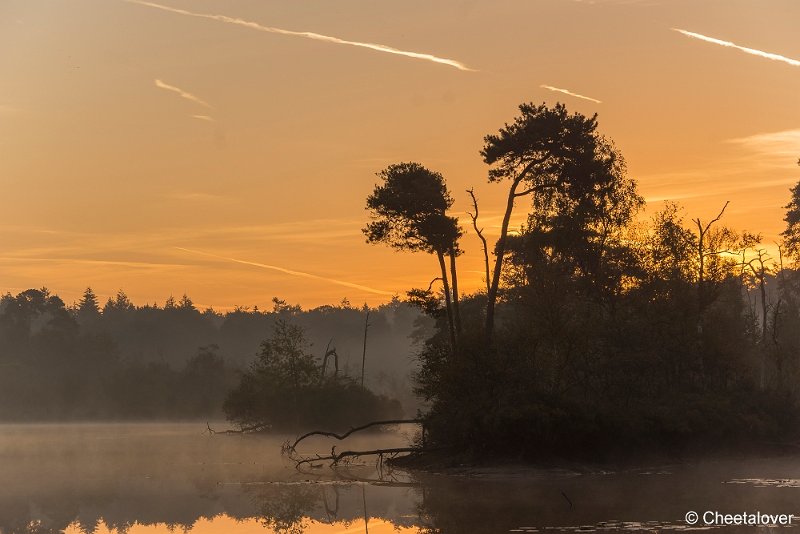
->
2, 423, 800, 533
0, 423, 417, 533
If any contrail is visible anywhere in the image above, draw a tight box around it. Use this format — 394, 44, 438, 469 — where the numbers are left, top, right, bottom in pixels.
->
128, 0, 475, 71
0, 256, 186, 269
540, 85, 602, 104
175, 247, 395, 296
154, 79, 213, 108
673, 29, 800, 67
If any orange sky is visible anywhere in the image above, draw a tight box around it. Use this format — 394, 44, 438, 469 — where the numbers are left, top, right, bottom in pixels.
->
2, 0, 799, 309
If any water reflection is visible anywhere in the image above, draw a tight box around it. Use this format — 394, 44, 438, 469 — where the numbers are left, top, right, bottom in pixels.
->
3, 424, 800, 534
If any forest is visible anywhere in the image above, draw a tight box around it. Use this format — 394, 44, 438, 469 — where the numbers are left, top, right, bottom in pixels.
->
0, 290, 421, 423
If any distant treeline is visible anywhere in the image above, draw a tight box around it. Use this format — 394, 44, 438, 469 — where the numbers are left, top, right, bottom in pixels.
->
0, 290, 426, 421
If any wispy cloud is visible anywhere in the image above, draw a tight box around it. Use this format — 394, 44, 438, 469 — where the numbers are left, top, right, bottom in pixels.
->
175, 247, 395, 296
727, 129, 800, 164
640, 129, 800, 203
154, 79, 212, 108
128, 0, 475, 71
672, 29, 800, 68
540, 85, 602, 104
191, 114, 215, 122
0, 256, 187, 270
643, 177, 797, 203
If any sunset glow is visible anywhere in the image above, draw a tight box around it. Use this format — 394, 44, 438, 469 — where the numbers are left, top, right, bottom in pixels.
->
1, 0, 798, 308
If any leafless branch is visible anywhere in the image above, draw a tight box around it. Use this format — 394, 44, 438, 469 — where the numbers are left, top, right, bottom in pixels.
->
467, 188, 491, 294
426, 277, 443, 292
294, 447, 424, 468
288, 419, 422, 452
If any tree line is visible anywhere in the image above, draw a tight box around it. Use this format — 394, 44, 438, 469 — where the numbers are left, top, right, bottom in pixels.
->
0, 289, 421, 423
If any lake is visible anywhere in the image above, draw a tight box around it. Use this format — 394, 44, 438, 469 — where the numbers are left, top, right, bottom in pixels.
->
1, 423, 799, 533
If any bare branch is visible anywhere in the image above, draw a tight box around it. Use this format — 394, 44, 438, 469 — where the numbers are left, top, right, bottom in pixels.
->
294, 447, 423, 468
320, 339, 338, 379
467, 188, 491, 294
703, 249, 737, 257
426, 277, 443, 292
207, 422, 271, 435
288, 419, 422, 452
705, 200, 730, 234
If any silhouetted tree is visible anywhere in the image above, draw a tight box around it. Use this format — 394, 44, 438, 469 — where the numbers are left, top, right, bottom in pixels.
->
364, 162, 462, 348
782, 158, 800, 260
224, 319, 401, 430
76, 287, 101, 326
481, 102, 641, 341
178, 294, 195, 310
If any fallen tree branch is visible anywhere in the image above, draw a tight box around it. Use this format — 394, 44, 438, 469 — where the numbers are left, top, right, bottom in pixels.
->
288, 419, 422, 452
206, 421, 271, 435
294, 447, 421, 468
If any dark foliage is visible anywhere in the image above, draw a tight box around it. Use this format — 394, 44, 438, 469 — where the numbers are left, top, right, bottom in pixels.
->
223, 320, 402, 431
404, 107, 800, 460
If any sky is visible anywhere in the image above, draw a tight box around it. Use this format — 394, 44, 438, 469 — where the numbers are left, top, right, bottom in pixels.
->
1, 0, 799, 310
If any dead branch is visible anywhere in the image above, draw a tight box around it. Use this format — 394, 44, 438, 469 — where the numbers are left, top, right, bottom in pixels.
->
320, 339, 339, 380
693, 200, 730, 236
294, 447, 421, 468
288, 419, 422, 452
467, 188, 491, 294
206, 421, 271, 435
426, 277, 443, 292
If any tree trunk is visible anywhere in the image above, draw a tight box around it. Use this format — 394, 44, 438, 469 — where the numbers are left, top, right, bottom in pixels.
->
437, 251, 456, 350
449, 250, 462, 337
759, 270, 768, 390
485, 176, 523, 344
361, 311, 370, 388
435, 251, 457, 349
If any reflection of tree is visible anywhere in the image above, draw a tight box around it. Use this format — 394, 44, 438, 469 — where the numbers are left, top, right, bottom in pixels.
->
243, 479, 424, 534
250, 485, 318, 534
321, 486, 340, 522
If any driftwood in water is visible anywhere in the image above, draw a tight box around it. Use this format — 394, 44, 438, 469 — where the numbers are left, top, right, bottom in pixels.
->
285, 418, 428, 470
294, 446, 421, 468
206, 421, 271, 435
287, 419, 422, 452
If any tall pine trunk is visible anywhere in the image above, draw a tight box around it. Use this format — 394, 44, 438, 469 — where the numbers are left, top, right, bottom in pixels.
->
437, 250, 456, 350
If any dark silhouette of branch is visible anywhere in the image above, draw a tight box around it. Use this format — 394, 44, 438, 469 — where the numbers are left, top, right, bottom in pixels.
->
513, 186, 539, 197
692, 200, 731, 314
693, 200, 730, 236
320, 339, 339, 380
467, 188, 490, 294
361, 311, 370, 387
294, 447, 424, 468
288, 419, 422, 451
426, 277, 443, 292
704, 249, 737, 257
206, 422, 271, 434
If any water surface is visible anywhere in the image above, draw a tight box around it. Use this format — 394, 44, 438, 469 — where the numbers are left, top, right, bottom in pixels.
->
2, 423, 799, 533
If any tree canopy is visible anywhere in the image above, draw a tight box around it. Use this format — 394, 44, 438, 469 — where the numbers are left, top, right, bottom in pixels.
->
481, 102, 643, 339
363, 162, 460, 254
